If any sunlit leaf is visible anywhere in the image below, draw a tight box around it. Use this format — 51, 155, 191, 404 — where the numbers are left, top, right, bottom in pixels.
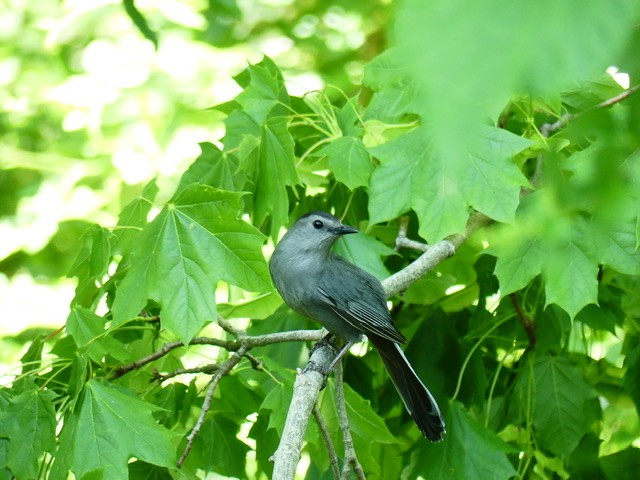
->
254, 116, 299, 236
176, 142, 241, 195
321, 136, 373, 190
51, 380, 178, 479
234, 56, 290, 125
0, 389, 57, 480
111, 185, 271, 342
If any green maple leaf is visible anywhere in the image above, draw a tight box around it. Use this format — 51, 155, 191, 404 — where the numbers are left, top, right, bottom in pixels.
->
254, 116, 299, 237
333, 232, 396, 280
319, 382, 397, 477
234, 56, 290, 125
463, 126, 532, 222
51, 380, 178, 479
0, 389, 57, 480
592, 218, 640, 275
369, 125, 531, 242
493, 237, 544, 295
114, 180, 159, 255
112, 185, 272, 342
176, 142, 242, 194
410, 401, 516, 480
516, 354, 597, 456
543, 240, 599, 318
491, 197, 601, 318
321, 136, 374, 190
393, 0, 634, 164
368, 125, 467, 243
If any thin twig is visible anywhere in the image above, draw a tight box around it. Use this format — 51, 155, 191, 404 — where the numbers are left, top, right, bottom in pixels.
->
312, 404, 341, 479
177, 344, 250, 468
395, 216, 429, 252
334, 361, 365, 480
383, 212, 490, 297
509, 293, 536, 351
111, 337, 236, 379
152, 364, 220, 383
111, 330, 323, 379
540, 83, 640, 137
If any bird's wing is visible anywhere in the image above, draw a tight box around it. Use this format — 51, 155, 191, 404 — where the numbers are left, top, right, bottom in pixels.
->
317, 257, 406, 344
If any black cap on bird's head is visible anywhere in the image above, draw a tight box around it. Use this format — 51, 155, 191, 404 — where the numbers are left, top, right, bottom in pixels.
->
281, 211, 358, 253
297, 211, 358, 236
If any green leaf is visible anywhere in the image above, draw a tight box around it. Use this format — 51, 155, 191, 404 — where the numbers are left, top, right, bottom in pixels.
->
67, 225, 115, 307
369, 125, 530, 241
218, 292, 281, 320
333, 231, 396, 280
492, 237, 543, 295
368, 125, 468, 242
187, 417, 249, 477
408, 401, 516, 480
0, 389, 57, 480
128, 461, 172, 480
254, 116, 299, 236
517, 354, 597, 456
341, 383, 397, 444
234, 56, 290, 125
260, 382, 294, 435
111, 185, 271, 342
122, 0, 158, 48
68, 225, 114, 281
593, 218, 640, 275
623, 344, 640, 417
321, 136, 373, 190
491, 195, 601, 317
114, 179, 159, 255
67, 306, 132, 363
393, 0, 635, 162
176, 142, 241, 195
0, 439, 10, 480
543, 241, 599, 318
202, 0, 242, 48
319, 382, 398, 477
600, 447, 640, 480
53, 380, 178, 479
463, 126, 532, 223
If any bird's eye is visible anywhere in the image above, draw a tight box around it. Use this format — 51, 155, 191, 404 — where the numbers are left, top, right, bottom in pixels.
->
312, 220, 324, 229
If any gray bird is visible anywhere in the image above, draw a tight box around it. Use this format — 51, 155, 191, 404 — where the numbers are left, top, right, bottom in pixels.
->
269, 211, 445, 441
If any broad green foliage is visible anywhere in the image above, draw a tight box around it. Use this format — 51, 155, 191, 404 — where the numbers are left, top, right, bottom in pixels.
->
50, 380, 178, 479
2, 1, 640, 479
111, 184, 271, 342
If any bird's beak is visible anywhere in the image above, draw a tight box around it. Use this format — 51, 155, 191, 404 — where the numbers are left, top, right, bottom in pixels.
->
331, 224, 358, 235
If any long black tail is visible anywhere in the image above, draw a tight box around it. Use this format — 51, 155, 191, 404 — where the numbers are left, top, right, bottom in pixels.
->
369, 335, 446, 442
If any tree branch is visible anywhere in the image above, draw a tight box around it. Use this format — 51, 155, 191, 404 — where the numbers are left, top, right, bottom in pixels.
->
271, 343, 336, 479
111, 330, 323, 379
152, 363, 220, 383
509, 293, 536, 351
177, 344, 249, 468
540, 83, 640, 137
312, 404, 340, 479
334, 361, 365, 480
395, 216, 429, 252
383, 212, 489, 297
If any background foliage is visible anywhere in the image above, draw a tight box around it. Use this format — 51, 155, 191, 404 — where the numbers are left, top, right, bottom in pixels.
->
1, 0, 640, 479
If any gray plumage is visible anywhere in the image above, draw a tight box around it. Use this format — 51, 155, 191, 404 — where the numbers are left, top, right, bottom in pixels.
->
269, 211, 445, 441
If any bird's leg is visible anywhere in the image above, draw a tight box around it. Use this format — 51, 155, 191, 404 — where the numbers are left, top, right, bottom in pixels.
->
327, 340, 355, 372
303, 336, 354, 390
